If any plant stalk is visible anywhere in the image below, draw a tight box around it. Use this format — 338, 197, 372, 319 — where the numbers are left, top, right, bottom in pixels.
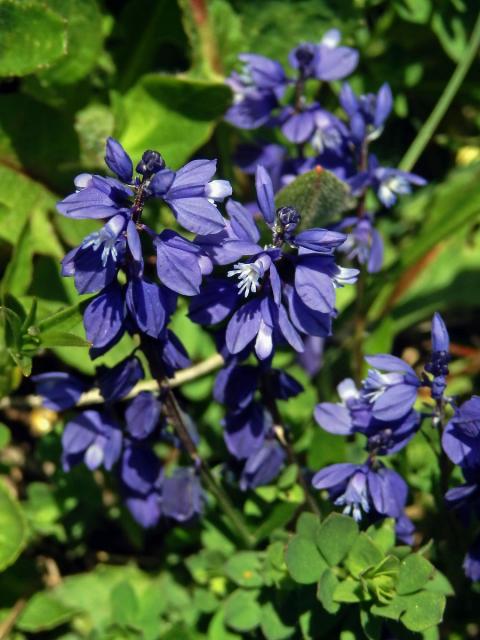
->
161, 385, 256, 549
399, 11, 480, 172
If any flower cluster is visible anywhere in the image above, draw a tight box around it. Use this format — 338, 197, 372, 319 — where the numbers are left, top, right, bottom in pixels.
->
311, 312, 480, 582
34, 356, 202, 528
33, 34, 436, 549
58, 138, 231, 357
190, 166, 356, 361
39, 126, 358, 528
226, 30, 426, 276
312, 355, 423, 542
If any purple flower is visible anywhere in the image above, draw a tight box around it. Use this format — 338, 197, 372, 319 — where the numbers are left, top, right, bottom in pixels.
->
62, 410, 122, 472
340, 83, 393, 143
58, 139, 230, 323
33, 372, 86, 411
350, 156, 426, 208
126, 275, 177, 339
289, 30, 358, 81
338, 215, 384, 273
121, 443, 163, 495
83, 281, 126, 358
297, 335, 324, 376
191, 166, 355, 360
98, 356, 144, 403
225, 54, 288, 130
362, 355, 421, 421
312, 461, 408, 523
224, 401, 271, 460
239, 439, 286, 490
279, 103, 322, 145
121, 443, 164, 528
61, 221, 126, 295
161, 159, 230, 235
424, 312, 450, 400
162, 467, 203, 522
464, 537, 480, 581
124, 490, 162, 529
442, 396, 480, 469
234, 142, 287, 191
314, 377, 420, 455
125, 392, 162, 440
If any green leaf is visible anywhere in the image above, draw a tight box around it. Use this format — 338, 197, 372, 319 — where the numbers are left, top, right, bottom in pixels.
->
277, 463, 298, 490
344, 533, 384, 578
285, 536, 328, 585
275, 167, 354, 228
1, 219, 33, 296
119, 74, 231, 169
295, 512, 321, 541
423, 569, 454, 596
38, 0, 104, 84
0, 423, 11, 449
317, 568, 341, 614
333, 577, 367, 603
223, 589, 261, 633
208, 609, 242, 640
224, 552, 264, 588
110, 581, 140, 627
0, 0, 66, 77
359, 606, 382, 640
364, 556, 400, 604
260, 602, 295, 640
315, 513, 359, 566
366, 519, 396, 555
17, 593, 78, 632
396, 554, 435, 595
0, 482, 28, 571
432, 10, 467, 62
39, 331, 90, 348
0, 164, 56, 245
393, 0, 431, 24
371, 591, 446, 631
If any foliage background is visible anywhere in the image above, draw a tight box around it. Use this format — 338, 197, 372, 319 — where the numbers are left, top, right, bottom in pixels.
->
0, 0, 479, 638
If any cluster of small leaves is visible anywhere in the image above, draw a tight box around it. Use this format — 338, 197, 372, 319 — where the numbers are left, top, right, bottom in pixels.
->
285, 514, 452, 638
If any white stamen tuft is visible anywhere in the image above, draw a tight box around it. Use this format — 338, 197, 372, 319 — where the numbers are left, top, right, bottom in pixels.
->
227, 261, 264, 298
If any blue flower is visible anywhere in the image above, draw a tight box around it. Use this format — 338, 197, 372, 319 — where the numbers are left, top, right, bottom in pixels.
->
58, 139, 230, 311
125, 391, 162, 440
464, 537, 480, 582
442, 396, 480, 469
314, 377, 420, 455
362, 355, 421, 421
121, 443, 163, 528
162, 467, 203, 522
340, 83, 393, 144
289, 30, 358, 82
424, 312, 450, 400
98, 356, 144, 403
33, 372, 86, 410
239, 439, 286, 490
190, 166, 356, 360
349, 155, 426, 208
62, 410, 123, 472
312, 461, 409, 524
337, 214, 384, 273
225, 54, 287, 129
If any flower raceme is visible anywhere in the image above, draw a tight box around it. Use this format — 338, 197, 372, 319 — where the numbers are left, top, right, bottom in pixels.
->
190, 165, 358, 360
58, 138, 231, 356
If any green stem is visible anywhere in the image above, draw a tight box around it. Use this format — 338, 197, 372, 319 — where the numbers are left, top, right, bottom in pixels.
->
399, 11, 480, 172
162, 387, 256, 549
